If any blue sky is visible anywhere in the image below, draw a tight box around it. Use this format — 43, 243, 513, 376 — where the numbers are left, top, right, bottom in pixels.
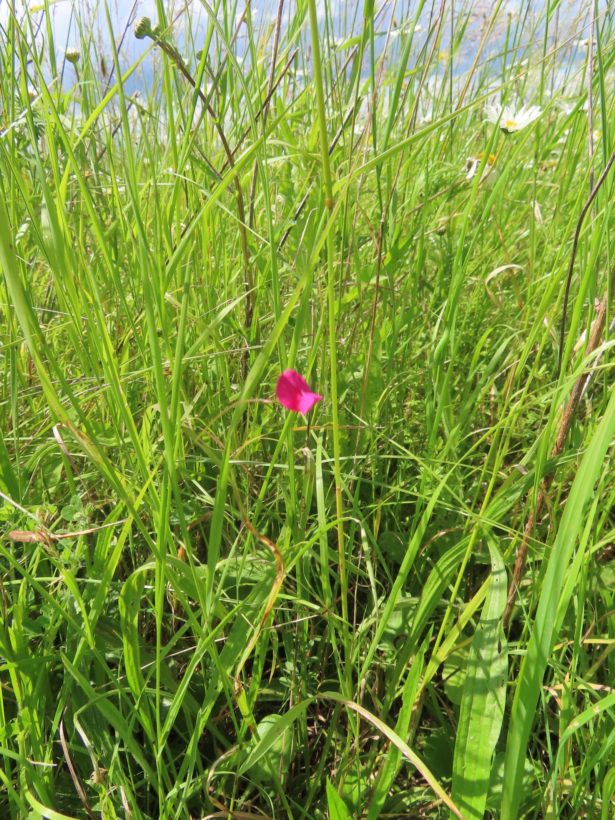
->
0, 0, 599, 93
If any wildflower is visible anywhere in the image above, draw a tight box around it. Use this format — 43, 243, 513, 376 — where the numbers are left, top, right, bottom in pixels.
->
390, 21, 422, 39
134, 16, 154, 40
276, 370, 322, 415
485, 102, 542, 133
65, 48, 80, 65
466, 152, 497, 182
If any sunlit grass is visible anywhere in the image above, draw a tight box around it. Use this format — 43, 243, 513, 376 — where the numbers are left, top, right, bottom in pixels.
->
0, 0, 613, 817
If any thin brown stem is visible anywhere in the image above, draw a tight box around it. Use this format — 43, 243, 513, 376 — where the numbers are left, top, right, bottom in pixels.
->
278, 101, 359, 249
504, 264, 615, 627
248, 0, 285, 230
152, 35, 253, 342
557, 147, 615, 376
221, 48, 299, 171
586, 2, 596, 193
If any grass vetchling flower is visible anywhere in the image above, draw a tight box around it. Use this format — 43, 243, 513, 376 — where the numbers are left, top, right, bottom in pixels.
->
276, 370, 322, 415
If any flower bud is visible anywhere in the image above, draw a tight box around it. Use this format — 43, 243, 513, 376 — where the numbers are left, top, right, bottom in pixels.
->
134, 16, 153, 40
65, 48, 80, 64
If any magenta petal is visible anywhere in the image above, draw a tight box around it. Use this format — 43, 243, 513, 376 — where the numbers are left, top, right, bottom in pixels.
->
296, 390, 323, 414
276, 370, 304, 411
276, 369, 322, 414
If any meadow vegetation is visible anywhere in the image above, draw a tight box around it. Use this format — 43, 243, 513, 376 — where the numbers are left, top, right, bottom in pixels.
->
0, 0, 614, 817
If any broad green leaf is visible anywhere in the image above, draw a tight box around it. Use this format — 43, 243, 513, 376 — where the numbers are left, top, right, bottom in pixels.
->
244, 714, 294, 783
25, 790, 76, 820
452, 543, 507, 819
0, 429, 19, 500
118, 565, 155, 742
240, 699, 311, 774
602, 767, 615, 820
327, 779, 352, 819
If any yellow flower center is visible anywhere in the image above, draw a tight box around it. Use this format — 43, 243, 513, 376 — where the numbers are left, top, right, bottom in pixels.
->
504, 119, 518, 130
478, 152, 497, 165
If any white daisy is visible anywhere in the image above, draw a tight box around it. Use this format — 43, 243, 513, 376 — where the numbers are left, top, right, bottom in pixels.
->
465, 153, 497, 182
390, 21, 422, 39
485, 103, 542, 133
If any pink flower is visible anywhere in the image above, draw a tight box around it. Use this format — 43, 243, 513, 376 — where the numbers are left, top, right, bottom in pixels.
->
275, 369, 323, 415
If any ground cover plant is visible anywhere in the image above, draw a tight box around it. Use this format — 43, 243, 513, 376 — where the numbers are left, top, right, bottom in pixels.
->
0, 0, 614, 816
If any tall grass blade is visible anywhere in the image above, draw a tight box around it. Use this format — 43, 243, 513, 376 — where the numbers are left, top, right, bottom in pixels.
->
501, 387, 615, 818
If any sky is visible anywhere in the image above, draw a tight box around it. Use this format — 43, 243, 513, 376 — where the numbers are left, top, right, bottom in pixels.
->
0, 0, 601, 93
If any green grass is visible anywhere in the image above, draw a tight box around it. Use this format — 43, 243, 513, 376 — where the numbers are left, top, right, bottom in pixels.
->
0, 0, 614, 817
